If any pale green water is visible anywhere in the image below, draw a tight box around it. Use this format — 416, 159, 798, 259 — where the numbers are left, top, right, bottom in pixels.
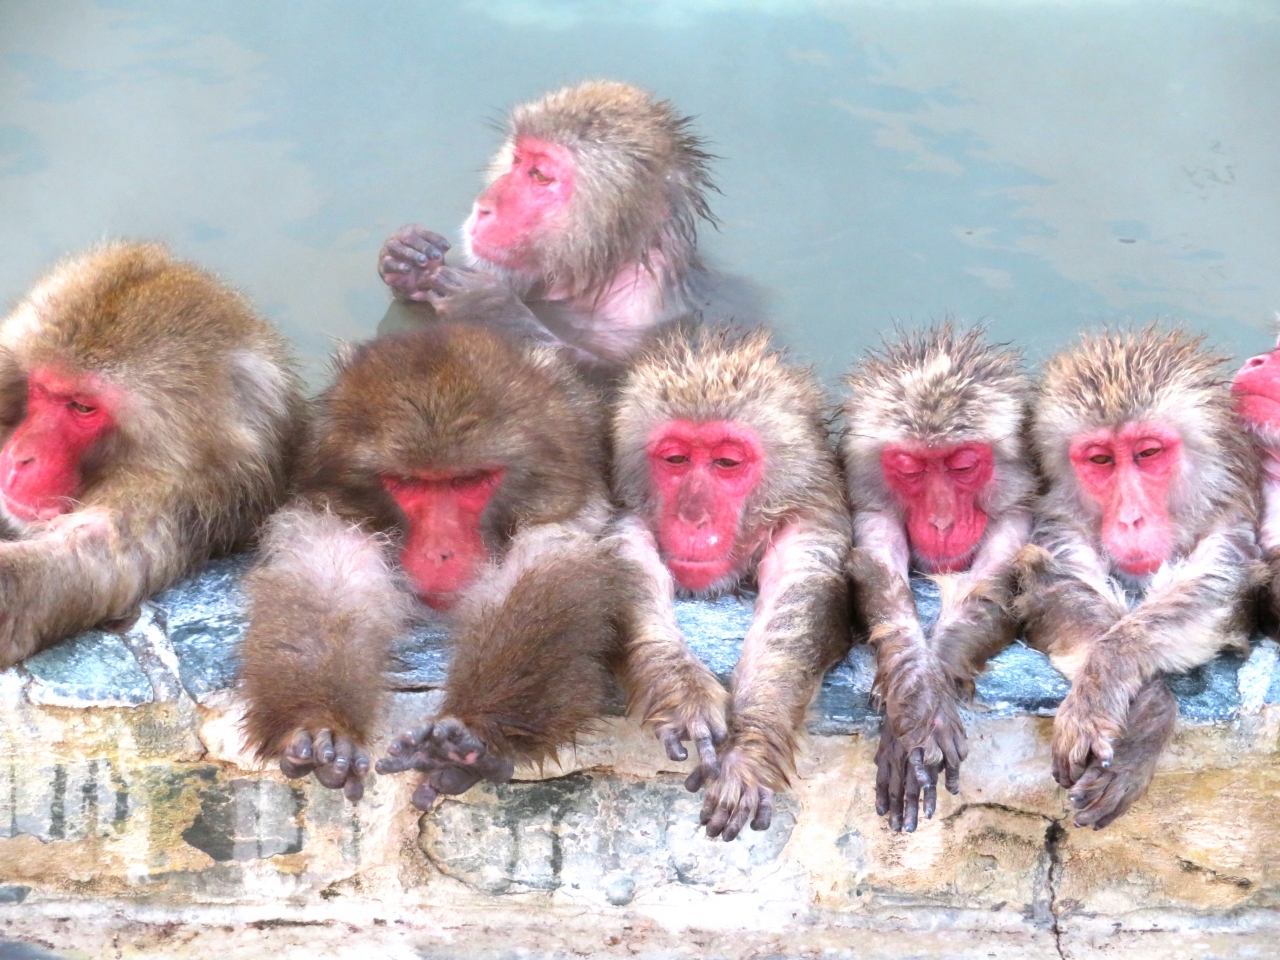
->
2, 0, 1278, 386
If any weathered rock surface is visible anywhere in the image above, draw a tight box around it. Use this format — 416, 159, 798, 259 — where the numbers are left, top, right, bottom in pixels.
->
1, 557, 1278, 958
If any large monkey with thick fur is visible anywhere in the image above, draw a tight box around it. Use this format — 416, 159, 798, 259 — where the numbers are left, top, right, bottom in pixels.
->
611, 327, 851, 841
377, 80, 735, 377
0, 242, 303, 668
240, 325, 631, 805
1015, 327, 1259, 829
841, 326, 1034, 832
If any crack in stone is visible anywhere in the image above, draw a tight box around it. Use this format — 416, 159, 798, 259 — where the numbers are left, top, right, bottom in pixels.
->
1044, 819, 1067, 960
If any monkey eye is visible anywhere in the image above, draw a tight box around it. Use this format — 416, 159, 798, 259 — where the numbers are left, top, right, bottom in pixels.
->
1088, 454, 1115, 465
664, 455, 690, 465
529, 167, 553, 185
713, 457, 741, 469
67, 400, 96, 415
1135, 445, 1163, 460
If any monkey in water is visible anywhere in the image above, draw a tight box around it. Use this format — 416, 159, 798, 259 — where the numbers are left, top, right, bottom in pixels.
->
0, 242, 303, 669
841, 326, 1035, 832
610, 327, 852, 841
240, 324, 633, 805
377, 80, 758, 379
1015, 327, 1259, 829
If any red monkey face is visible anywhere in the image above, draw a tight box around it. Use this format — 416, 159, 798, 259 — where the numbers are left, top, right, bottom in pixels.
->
0, 367, 116, 523
467, 137, 576, 271
1068, 423, 1182, 577
1232, 345, 1280, 442
382, 469, 505, 610
647, 420, 765, 593
880, 442, 994, 573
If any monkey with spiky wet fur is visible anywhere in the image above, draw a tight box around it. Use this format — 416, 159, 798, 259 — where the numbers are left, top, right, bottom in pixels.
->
377, 80, 755, 378
611, 327, 851, 841
1015, 327, 1259, 829
240, 324, 633, 804
0, 242, 303, 668
840, 325, 1034, 832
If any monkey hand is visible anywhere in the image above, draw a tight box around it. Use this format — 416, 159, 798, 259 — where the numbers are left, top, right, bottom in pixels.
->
651, 669, 730, 773
875, 720, 958, 833
687, 746, 776, 842
1068, 679, 1175, 830
379, 225, 450, 300
278, 728, 371, 803
375, 717, 516, 812
1051, 669, 1128, 789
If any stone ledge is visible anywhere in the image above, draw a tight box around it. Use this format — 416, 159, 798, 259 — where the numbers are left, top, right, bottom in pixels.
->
1, 556, 1279, 958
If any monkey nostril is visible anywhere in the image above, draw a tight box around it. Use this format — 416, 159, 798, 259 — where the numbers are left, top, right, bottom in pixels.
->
16, 456, 34, 468
1245, 354, 1270, 369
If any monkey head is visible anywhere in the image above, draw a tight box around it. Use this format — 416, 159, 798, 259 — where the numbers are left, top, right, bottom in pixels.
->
842, 325, 1031, 574
1032, 327, 1252, 579
614, 327, 841, 595
464, 80, 716, 299
308, 325, 606, 610
1231, 332, 1280, 454
0, 242, 299, 532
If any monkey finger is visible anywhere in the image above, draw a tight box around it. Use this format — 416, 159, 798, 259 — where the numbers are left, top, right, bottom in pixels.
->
902, 777, 920, 833
1093, 737, 1115, 771
684, 765, 708, 793
693, 734, 720, 777
313, 729, 336, 767
659, 730, 688, 762
887, 753, 906, 832
375, 754, 417, 775
314, 762, 349, 790
353, 749, 371, 779
386, 239, 434, 268
331, 736, 355, 777
704, 799, 734, 839
343, 776, 365, 803
284, 729, 314, 766
379, 256, 414, 276
721, 799, 754, 842
910, 749, 939, 821
430, 764, 485, 796
411, 780, 440, 812
278, 755, 314, 779
401, 226, 451, 254
751, 790, 774, 832
388, 725, 432, 756
875, 756, 891, 818
944, 759, 961, 796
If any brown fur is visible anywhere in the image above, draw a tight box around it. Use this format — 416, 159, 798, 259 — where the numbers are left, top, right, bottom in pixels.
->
239, 324, 622, 794
839, 324, 1034, 828
611, 326, 851, 835
0, 242, 303, 667
1014, 325, 1260, 828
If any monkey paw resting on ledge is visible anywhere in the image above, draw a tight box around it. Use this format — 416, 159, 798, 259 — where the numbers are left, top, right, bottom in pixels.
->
0, 242, 304, 671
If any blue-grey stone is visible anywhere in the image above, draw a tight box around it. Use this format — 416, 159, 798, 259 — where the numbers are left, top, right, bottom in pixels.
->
1167, 653, 1246, 722
155, 555, 252, 702
0, 885, 30, 905
676, 594, 754, 680
810, 647, 878, 736
389, 619, 452, 690
975, 643, 1070, 717
23, 630, 152, 707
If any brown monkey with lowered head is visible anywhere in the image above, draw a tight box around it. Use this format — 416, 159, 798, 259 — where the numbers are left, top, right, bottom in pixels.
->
377, 80, 745, 377
0, 242, 303, 668
841, 325, 1035, 832
1015, 327, 1260, 829
240, 324, 632, 804
611, 327, 851, 841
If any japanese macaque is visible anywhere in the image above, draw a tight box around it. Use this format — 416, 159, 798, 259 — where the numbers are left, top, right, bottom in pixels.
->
1230, 331, 1280, 628
0, 242, 303, 669
377, 80, 746, 378
1015, 327, 1259, 829
611, 327, 851, 841
240, 324, 631, 805
841, 326, 1034, 832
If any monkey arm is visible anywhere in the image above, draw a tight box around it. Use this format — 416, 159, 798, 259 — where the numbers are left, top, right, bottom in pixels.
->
696, 521, 850, 841
612, 515, 730, 768
379, 520, 632, 811
0, 508, 171, 668
1051, 523, 1256, 784
238, 505, 412, 802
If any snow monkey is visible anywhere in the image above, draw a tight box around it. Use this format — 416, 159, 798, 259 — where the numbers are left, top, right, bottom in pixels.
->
1015, 327, 1260, 829
377, 80, 733, 378
611, 327, 852, 841
841, 325, 1035, 832
1230, 332, 1280, 630
0, 242, 303, 669
240, 325, 633, 805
